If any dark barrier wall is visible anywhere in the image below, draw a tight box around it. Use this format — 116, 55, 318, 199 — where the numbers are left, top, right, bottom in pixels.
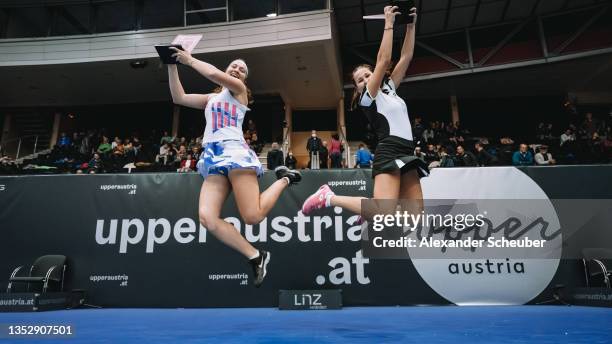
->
1, 166, 611, 307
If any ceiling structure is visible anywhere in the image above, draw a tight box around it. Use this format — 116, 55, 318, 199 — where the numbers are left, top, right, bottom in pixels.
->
0, 0, 610, 109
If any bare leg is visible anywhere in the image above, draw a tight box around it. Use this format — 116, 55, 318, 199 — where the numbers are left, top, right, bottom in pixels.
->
399, 169, 424, 213
324, 171, 401, 216
198, 175, 258, 259
229, 169, 288, 225
329, 195, 365, 214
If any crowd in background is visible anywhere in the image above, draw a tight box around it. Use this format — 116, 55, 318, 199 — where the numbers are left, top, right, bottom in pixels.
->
347, 111, 611, 169
1, 111, 611, 175
0, 115, 276, 174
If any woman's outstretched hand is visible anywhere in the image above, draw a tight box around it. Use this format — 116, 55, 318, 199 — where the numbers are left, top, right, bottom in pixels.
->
170, 47, 194, 66
384, 5, 401, 28
408, 7, 418, 27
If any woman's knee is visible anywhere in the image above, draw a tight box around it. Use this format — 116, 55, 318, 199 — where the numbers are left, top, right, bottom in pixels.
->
199, 210, 220, 231
242, 211, 263, 225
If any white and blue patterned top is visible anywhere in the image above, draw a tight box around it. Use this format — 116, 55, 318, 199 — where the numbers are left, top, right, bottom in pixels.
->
202, 88, 249, 144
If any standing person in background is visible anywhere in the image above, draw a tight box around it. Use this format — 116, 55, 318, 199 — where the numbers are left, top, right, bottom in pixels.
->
266, 142, 284, 170
320, 141, 329, 169
329, 134, 343, 168
306, 130, 322, 169
160, 131, 174, 146
355, 144, 373, 168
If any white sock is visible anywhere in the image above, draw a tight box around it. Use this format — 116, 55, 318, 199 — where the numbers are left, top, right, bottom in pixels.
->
249, 251, 260, 260
325, 193, 334, 207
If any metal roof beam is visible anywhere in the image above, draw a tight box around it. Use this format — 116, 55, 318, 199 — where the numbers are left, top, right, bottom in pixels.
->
552, 5, 609, 55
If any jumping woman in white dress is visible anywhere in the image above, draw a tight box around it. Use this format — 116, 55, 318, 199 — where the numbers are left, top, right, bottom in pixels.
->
168, 49, 301, 287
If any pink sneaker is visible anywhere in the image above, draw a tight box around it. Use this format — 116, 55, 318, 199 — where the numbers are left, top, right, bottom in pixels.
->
302, 184, 335, 215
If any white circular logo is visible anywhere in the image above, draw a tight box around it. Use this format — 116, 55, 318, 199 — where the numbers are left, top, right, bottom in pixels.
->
414, 167, 561, 305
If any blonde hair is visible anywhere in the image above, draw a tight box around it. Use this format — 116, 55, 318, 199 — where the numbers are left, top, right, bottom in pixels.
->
213, 58, 253, 104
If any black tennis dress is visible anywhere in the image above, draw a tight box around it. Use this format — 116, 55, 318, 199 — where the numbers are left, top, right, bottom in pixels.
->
359, 78, 429, 178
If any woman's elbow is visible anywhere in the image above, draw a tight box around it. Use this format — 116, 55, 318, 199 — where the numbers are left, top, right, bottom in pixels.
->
170, 95, 184, 106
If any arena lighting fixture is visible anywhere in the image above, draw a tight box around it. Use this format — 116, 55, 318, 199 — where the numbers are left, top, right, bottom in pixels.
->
130, 60, 148, 69
266, 13, 277, 17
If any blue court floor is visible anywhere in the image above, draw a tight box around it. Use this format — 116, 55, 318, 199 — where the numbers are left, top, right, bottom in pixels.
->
0, 306, 611, 343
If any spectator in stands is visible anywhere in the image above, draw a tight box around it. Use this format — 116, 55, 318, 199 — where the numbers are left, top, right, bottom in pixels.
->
79, 131, 93, 156
412, 116, 424, 145
580, 112, 600, 139
177, 145, 189, 167
124, 140, 136, 164
58, 132, 71, 147
536, 123, 553, 141
414, 146, 425, 160
355, 144, 373, 168
188, 138, 198, 151
534, 145, 555, 165
498, 137, 515, 165
306, 130, 322, 169
586, 132, 603, 163
438, 146, 454, 168
244, 130, 253, 142
178, 152, 196, 173
424, 144, 439, 164
329, 134, 343, 168
166, 143, 179, 167
111, 136, 121, 150
97, 136, 112, 156
246, 119, 257, 133
190, 145, 201, 160
88, 153, 103, 174
110, 138, 125, 172
422, 124, 435, 144
132, 137, 142, 155
475, 142, 497, 166
71, 132, 82, 151
512, 143, 534, 166
160, 131, 173, 145
156, 142, 170, 165
112, 138, 124, 156
285, 151, 297, 169
434, 121, 448, 143
560, 128, 576, 147
455, 145, 477, 167
266, 142, 284, 170
250, 132, 262, 154
320, 141, 329, 169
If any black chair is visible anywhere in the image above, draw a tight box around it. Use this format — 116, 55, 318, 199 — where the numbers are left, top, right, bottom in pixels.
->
7, 255, 67, 293
582, 248, 611, 288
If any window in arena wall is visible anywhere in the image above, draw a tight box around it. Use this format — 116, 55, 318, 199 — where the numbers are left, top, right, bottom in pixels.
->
142, 0, 183, 29
52, 5, 91, 36
230, 0, 275, 21
278, 0, 327, 15
0, 9, 8, 38
5, 6, 49, 38
185, 0, 228, 26
95, 0, 136, 33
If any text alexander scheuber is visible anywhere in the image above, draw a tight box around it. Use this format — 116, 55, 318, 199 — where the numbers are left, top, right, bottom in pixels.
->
371, 210, 547, 249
